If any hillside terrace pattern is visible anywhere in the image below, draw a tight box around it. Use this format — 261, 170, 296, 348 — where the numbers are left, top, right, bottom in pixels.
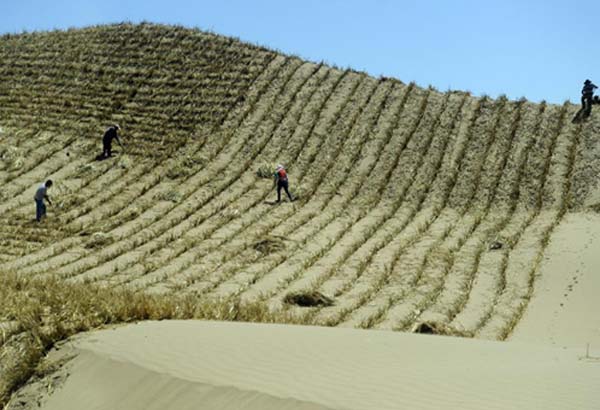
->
1, 23, 599, 359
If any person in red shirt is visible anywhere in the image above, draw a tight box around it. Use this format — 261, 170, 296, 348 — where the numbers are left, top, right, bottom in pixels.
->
273, 164, 294, 203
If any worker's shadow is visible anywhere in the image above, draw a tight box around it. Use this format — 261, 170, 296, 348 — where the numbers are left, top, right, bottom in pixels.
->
94, 152, 121, 161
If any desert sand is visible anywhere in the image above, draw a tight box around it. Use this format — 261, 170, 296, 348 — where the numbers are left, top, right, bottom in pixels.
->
511, 213, 600, 348
9, 319, 599, 410
9, 211, 600, 410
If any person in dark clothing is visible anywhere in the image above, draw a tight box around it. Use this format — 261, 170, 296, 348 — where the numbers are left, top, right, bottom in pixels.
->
273, 164, 294, 203
102, 124, 123, 158
581, 79, 598, 116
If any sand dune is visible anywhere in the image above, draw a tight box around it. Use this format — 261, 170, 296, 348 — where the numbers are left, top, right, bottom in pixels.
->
11, 320, 599, 410
3, 23, 600, 409
10, 210, 600, 410
511, 213, 600, 348
37, 349, 334, 410
2, 23, 599, 340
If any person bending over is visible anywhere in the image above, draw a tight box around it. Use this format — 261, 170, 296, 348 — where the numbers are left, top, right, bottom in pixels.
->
273, 164, 294, 203
102, 124, 123, 158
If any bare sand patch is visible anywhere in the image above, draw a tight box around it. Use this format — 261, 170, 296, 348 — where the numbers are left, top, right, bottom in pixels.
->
10, 320, 600, 410
511, 213, 600, 347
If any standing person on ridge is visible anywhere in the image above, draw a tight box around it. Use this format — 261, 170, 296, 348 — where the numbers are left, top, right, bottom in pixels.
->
34, 179, 53, 222
581, 79, 598, 117
273, 164, 294, 203
101, 124, 123, 158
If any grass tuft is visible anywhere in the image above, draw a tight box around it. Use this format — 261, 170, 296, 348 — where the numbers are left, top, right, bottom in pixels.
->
411, 321, 473, 337
283, 291, 334, 307
256, 163, 275, 179
155, 190, 182, 203
253, 235, 286, 254
84, 232, 114, 249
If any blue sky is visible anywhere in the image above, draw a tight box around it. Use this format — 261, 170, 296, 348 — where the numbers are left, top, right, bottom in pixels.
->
2, 0, 598, 103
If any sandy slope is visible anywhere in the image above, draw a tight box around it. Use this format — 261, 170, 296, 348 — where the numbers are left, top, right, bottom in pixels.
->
511, 213, 600, 347
11, 209, 600, 410
12, 320, 600, 410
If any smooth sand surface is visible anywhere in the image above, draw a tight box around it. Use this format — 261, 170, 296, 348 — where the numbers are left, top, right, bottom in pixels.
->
23, 320, 600, 410
511, 213, 600, 347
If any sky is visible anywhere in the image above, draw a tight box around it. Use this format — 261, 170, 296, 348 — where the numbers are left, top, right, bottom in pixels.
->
1, 0, 598, 103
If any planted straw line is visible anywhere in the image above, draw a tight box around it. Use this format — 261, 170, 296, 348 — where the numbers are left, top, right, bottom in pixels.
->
150, 72, 362, 294
123, 67, 340, 291
108, 65, 335, 290
160, 73, 374, 297
406, 102, 549, 333
9, 58, 299, 279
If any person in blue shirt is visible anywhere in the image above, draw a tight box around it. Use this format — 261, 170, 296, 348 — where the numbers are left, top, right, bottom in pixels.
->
34, 180, 53, 222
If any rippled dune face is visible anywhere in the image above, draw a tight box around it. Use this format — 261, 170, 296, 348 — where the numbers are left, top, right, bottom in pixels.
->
1, 23, 598, 406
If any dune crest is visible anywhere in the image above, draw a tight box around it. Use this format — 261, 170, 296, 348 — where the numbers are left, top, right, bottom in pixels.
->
9, 321, 600, 410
